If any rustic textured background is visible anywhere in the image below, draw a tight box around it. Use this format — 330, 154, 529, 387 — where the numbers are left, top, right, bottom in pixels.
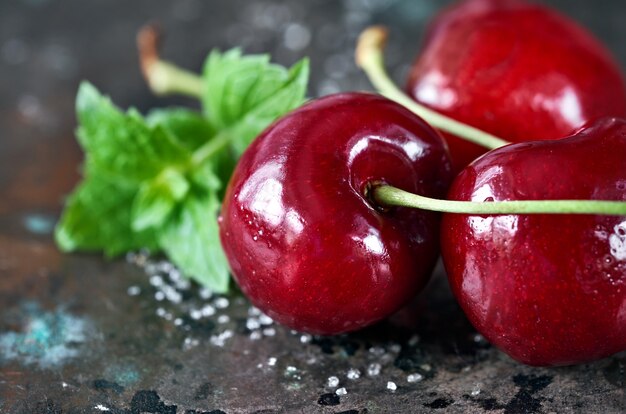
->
0, 0, 625, 412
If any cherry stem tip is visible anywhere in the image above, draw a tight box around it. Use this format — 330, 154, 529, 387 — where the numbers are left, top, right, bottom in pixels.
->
356, 26, 510, 150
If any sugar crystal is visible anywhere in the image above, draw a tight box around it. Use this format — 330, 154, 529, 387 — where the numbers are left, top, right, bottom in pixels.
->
246, 318, 261, 330
347, 368, 361, 380
407, 373, 423, 383
367, 363, 382, 376
214, 297, 229, 309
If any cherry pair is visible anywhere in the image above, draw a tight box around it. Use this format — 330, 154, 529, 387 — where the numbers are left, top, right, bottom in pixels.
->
219, 0, 626, 366
219, 92, 626, 367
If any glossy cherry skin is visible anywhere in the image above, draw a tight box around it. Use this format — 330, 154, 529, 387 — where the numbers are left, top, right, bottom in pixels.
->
407, 0, 626, 173
441, 118, 626, 366
219, 93, 452, 335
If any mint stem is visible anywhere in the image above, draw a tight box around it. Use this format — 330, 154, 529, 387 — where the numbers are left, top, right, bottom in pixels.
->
191, 129, 231, 166
356, 26, 510, 150
374, 184, 626, 216
138, 24, 203, 98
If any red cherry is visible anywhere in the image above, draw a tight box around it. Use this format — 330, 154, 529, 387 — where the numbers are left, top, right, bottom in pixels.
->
219, 93, 452, 335
441, 117, 626, 366
407, 0, 626, 172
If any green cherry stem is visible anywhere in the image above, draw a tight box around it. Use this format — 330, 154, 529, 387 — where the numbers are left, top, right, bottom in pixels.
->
137, 24, 204, 98
355, 26, 510, 150
373, 184, 626, 216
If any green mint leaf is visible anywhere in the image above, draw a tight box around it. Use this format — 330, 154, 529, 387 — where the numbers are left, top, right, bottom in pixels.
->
159, 192, 230, 293
131, 168, 190, 232
201, 50, 309, 156
190, 161, 222, 193
76, 82, 191, 183
55, 173, 158, 257
146, 108, 216, 152
58, 51, 310, 294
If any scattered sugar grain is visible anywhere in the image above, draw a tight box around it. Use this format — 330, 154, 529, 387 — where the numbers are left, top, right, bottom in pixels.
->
258, 314, 273, 325
347, 368, 361, 380
389, 343, 402, 353
336, 387, 347, 396
369, 346, 385, 356
387, 381, 397, 391
327, 376, 340, 388
199, 287, 213, 299
246, 318, 261, 330
367, 363, 381, 376
210, 330, 233, 347
201, 305, 215, 317
214, 297, 229, 309
183, 337, 199, 350
407, 373, 423, 383
189, 309, 203, 320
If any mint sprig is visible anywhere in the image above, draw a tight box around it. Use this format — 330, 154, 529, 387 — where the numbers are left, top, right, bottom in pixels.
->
56, 49, 309, 293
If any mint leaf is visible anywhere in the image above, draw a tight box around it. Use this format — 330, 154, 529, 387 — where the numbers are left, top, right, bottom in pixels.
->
202, 50, 309, 156
146, 108, 216, 151
190, 160, 222, 193
131, 168, 190, 232
76, 82, 190, 183
56, 173, 157, 257
57, 51, 310, 293
160, 192, 230, 293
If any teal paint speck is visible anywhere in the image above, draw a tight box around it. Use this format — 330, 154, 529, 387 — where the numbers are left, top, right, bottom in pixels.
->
109, 365, 140, 386
23, 214, 55, 235
0, 302, 92, 368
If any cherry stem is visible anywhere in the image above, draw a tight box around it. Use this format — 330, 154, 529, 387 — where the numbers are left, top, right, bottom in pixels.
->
356, 26, 510, 150
137, 24, 204, 98
373, 184, 626, 216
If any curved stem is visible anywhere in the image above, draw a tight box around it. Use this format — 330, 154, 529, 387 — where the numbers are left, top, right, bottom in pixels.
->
356, 26, 510, 150
191, 129, 231, 166
137, 24, 204, 98
373, 184, 626, 216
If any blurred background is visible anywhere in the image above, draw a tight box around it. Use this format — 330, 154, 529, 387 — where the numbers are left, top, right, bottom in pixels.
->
0, 0, 624, 224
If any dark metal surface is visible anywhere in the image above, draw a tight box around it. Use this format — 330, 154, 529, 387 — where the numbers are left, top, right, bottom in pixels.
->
0, 0, 625, 412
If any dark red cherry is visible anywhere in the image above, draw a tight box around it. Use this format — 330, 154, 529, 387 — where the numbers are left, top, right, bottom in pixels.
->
219, 93, 452, 335
407, 0, 626, 172
441, 117, 626, 366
